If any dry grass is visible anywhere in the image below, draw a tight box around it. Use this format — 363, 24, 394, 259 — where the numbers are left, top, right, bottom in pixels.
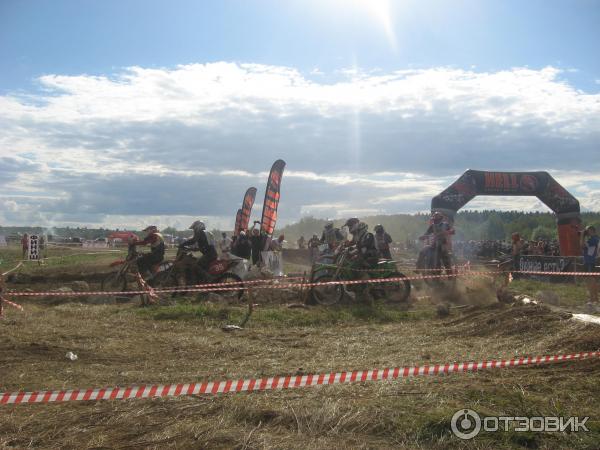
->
0, 252, 599, 449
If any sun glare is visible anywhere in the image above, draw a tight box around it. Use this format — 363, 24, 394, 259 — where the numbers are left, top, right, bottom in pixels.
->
353, 0, 397, 50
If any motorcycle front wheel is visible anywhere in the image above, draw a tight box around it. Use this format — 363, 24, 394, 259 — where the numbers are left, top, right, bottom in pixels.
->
215, 272, 245, 300
310, 274, 344, 306
101, 271, 127, 293
148, 270, 178, 304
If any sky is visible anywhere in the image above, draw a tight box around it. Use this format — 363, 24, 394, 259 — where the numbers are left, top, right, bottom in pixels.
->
1, 0, 599, 230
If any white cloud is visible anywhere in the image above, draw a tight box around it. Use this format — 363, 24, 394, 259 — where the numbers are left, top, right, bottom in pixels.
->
0, 62, 599, 228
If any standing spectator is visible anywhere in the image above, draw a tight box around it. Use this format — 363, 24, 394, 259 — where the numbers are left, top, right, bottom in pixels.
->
297, 235, 306, 249
269, 234, 285, 251
21, 233, 29, 259
580, 225, 599, 312
219, 232, 232, 258
231, 231, 251, 260
249, 222, 264, 267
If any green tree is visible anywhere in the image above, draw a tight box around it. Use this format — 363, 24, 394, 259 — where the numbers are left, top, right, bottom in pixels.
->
162, 226, 178, 236
530, 225, 556, 241
484, 213, 505, 240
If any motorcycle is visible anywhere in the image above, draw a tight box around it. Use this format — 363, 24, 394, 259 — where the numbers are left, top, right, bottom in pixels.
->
101, 242, 156, 305
148, 247, 247, 301
310, 246, 411, 305
415, 233, 456, 287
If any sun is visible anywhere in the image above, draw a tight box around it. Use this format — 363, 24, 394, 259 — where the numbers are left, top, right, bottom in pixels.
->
353, 0, 397, 50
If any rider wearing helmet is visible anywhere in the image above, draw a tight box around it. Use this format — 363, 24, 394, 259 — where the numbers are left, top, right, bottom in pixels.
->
180, 220, 218, 280
320, 220, 345, 251
132, 225, 165, 276
344, 218, 379, 268
374, 224, 393, 260
419, 212, 455, 272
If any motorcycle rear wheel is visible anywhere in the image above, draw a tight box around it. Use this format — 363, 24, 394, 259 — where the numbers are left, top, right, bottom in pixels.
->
377, 272, 411, 303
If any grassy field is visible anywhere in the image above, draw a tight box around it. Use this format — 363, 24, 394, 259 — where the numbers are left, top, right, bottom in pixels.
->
0, 249, 599, 449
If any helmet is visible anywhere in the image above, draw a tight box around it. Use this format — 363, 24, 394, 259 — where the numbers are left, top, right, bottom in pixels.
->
143, 225, 158, 233
344, 217, 360, 234
325, 220, 334, 229
432, 211, 444, 224
374, 224, 384, 233
189, 220, 206, 232
239, 231, 246, 237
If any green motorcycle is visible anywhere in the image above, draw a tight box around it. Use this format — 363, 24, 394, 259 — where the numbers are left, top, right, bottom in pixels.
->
309, 247, 411, 305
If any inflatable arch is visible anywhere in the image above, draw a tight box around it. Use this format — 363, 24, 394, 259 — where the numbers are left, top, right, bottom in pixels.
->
431, 170, 581, 256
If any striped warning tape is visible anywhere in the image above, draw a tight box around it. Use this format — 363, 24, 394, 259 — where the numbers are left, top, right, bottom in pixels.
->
1, 351, 597, 405
3, 271, 464, 297
0, 296, 23, 311
3, 269, 599, 298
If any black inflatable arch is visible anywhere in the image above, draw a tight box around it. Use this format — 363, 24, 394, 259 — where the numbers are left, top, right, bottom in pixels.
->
431, 170, 581, 256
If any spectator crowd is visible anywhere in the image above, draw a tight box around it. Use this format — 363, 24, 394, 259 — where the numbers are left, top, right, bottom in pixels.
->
453, 239, 560, 259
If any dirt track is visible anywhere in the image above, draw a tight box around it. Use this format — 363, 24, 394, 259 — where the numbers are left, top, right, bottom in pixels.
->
2, 273, 600, 449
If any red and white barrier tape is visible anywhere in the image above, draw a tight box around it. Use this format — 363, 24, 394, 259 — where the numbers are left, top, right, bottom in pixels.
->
1, 351, 597, 405
155, 275, 306, 292
1, 262, 24, 277
3, 269, 598, 299
135, 272, 159, 303
0, 294, 23, 317
3, 271, 463, 298
0, 296, 23, 311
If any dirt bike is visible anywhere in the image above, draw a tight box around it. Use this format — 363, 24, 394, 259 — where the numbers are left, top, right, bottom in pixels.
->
148, 247, 247, 301
101, 243, 158, 305
415, 234, 456, 288
310, 246, 411, 305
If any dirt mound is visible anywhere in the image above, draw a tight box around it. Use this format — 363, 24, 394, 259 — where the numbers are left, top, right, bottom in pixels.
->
444, 303, 572, 337
417, 277, 498, 306
548, 325, 600, 353
8, 271, 109, 285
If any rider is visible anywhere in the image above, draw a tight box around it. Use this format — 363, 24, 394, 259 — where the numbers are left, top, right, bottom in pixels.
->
297, 235, 306, 249
419, 211, 455, 272
308, 233, 320, 263
344, 218, 379, 269
180, 220, 218, 281
374, 224, 393, 260
320, 220, 344, 251
132, 225, 165, 276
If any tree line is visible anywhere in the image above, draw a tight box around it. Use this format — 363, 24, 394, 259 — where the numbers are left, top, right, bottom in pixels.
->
278, 211, 600, 244
2, 210, 599, 244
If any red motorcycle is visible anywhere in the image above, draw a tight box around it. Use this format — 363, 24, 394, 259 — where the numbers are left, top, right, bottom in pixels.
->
148, 247, 247, 301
